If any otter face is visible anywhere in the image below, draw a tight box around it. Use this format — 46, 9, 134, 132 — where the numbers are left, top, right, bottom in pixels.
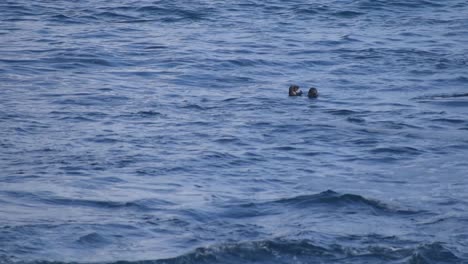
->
289, 85, 300, 96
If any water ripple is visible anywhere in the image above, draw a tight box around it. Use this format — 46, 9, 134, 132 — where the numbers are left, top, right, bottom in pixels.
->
1, 0, 468, 262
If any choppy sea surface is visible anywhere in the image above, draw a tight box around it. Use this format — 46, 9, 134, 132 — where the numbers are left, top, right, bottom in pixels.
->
1, 0, 468, 263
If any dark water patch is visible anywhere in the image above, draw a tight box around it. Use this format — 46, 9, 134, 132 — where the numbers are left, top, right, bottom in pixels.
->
213, 137, 241, 144
58, 116, 95, 122
417, 214, 468, 226
370, 102, 414, 108
143, 215, 192, 229
180, 104, 207, 111
270, 146, 298, 151
200, 151, 239, 162
271, 190, 419, 214
372, 120, 422, 130
446, 144, 468, 151
171, 239, 335, 263
332, 10, 364, 18
435, 58, 468, 70
239, 152, 267, 163
341, 35, 362, 42
347, 117, 366, 124
399, 32, 426, 38
84, 136, 120, 144
358, 0, 445, 10
371, 146, 423, 155
3, 17, 38, 22
415, 93, 468, 100
296, 7, 320, 15
53, 95, 129, 107
144, 45, 169, 50
84, 111, 108, 119
408, 242, 461, 264
349, 138, 379, 146
437, 76, 468, 84
422, 100, 468, 107
0, 59, 40, 64
135, 5, 211, 22
225, 58, 272, 67
299, 151, 331, 157
4, 190, 172, 211
76, 232, 108, 246
45, 57, 115, 68
128, 111, 164, 118
431, 118, 466, 124
184, 121, 214, 127
247, 121, 272, 127
222, 97, 239, 102
46, 14, 84, 25
333, 47, 453, 68
326, 109, 361, 116
224, 190, 423, 218
0, 140, 15, 149
95, 11, 138, 21
314, 39, 345, 47
16, 239, 459, 264
270, 124, 307, 134
91, 176, 126, 184
409, 69, 436, 76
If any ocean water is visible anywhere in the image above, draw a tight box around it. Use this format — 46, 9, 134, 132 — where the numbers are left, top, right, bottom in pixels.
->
1, 0, 468, 263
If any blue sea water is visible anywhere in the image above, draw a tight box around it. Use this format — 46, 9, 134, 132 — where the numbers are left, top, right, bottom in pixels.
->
1, 0, 468, 263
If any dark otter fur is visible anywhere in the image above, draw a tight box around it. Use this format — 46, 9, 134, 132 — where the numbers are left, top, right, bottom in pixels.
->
308, 87, 318, 98
289, 85, 302, 96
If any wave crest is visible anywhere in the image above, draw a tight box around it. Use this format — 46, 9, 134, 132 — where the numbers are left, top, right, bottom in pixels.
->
9, 240, 456, 264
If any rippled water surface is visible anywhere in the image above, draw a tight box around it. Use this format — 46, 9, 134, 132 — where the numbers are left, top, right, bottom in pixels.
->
1, 0, 468, 263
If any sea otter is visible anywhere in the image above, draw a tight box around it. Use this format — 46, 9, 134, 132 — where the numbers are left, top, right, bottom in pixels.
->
289, 85, 303, 96
308, 87, 318, 98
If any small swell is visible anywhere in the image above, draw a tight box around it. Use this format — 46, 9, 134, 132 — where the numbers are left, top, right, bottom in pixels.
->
414, 91, 468, 107
144, 45, 168, 50
332, 10, 364, 18
371, 146, 423, 155
325, 109, 365, 116
213, 137, 240, 144
1, 191, 172, 211
47, 14, 83, 24
41, 240, 457, 264
347, 117, 366, 124
95, 11, 137, 20
53, 95, 129, 106
414, 93, 468, 100
181, 241, 458, 264
273, 190, 394, 211
432, 118, 466, 124
271, 146, 298, 151
228, 190, 422, 217
136, 6, 209, 22
0, 235, 461, 263
296, 7, 319, 15
136, 110, 163, 117
76, 232, 108, 246
181, 104, 206, 110
359, 0, 445, 11
408, 242, 461, 263
54, 197, 175, 211
45, 57, 115, 67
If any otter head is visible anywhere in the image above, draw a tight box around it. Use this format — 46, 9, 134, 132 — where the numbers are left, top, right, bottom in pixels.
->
289, 85, 300, 96
308, 87, 318, 98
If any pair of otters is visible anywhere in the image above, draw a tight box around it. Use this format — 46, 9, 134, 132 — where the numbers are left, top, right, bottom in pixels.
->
289, 85, 318, 98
